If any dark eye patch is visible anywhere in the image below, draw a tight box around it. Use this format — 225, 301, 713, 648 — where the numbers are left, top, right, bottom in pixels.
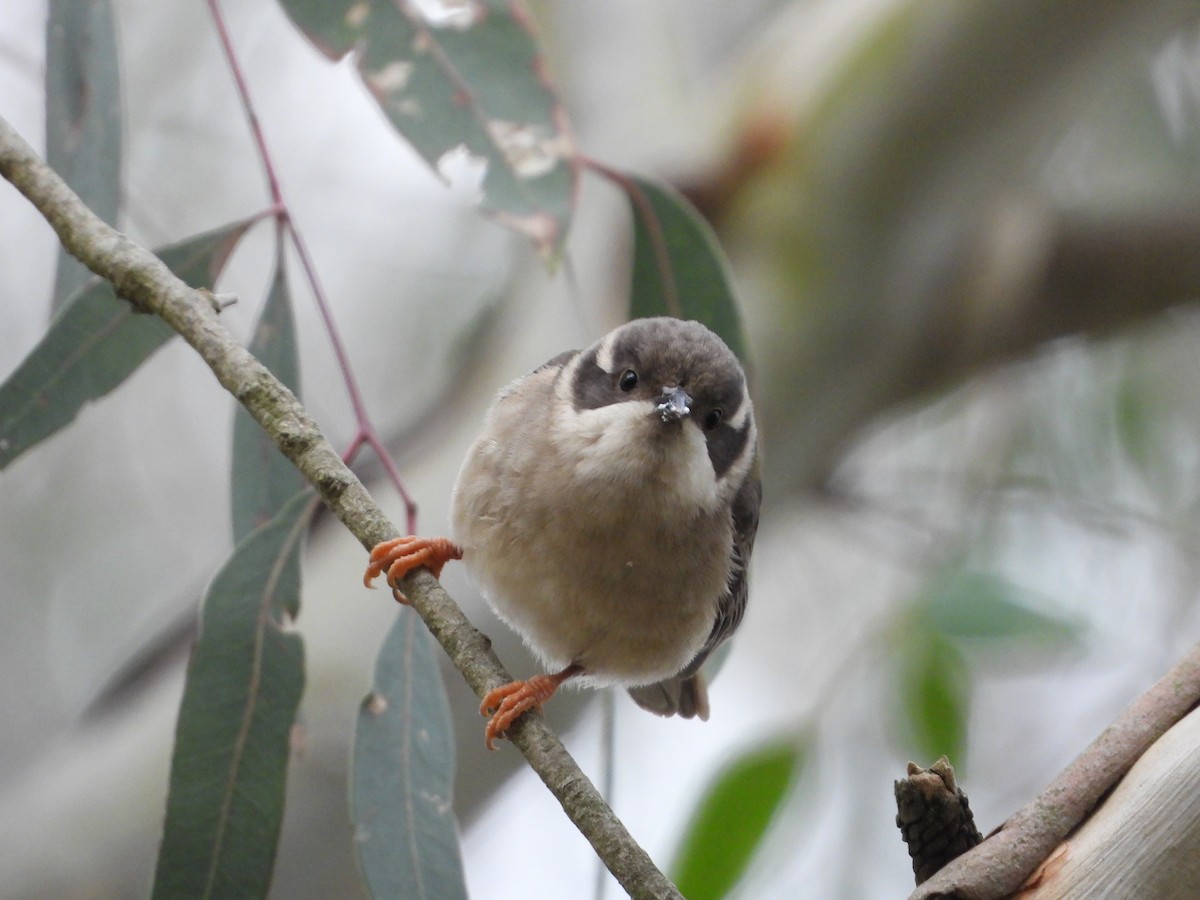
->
706, 414, 752, 479
572, 346, 624, 411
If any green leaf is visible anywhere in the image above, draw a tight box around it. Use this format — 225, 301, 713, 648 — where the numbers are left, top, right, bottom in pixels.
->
152, 489, 312, 900
1115, 370, 1159, 478
898, 631, 968, 765
352, 607, 467, 900
277, 0, 576, 258
671, 737, 806, 900
625, 174, 749, 364
231, 251, 304, 542
45, 0, 122, 311
924, 570, 1079, 643
0, 218, 255, 470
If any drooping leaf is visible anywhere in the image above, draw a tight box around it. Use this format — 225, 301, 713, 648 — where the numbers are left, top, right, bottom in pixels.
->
231, 250, 304, 542
0, 218, 256, 470
152, 489, 312, 900
352, 606, 466, 900
277, 0, 576, 257
625, 173, 748, 363
671, 736, 807, 900
898, 630, 968, 766
1115, 369, 1160, 480
923, 569, 1080, 644
45, 0, 122, 311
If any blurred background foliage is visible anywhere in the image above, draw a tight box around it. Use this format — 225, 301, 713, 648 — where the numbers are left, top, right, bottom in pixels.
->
4, 0, 1200, 897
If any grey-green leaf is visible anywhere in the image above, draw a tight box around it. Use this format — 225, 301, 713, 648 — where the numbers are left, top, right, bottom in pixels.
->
0, 218, 255, 470
231, 252, 304, 542
45, 0, 122, 311
152, 489, 312, 900
671, 736, 806, 900
626, 174, 749, 364
898, 631, 969, 766
277, 0, 576, 257
924, 570, 1080, 644
352, 607, 467, 900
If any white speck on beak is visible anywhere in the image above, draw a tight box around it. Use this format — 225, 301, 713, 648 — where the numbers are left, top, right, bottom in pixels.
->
656, 386, 691, 422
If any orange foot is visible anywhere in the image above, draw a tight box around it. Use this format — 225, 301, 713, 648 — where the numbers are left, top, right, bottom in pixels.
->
363, 536, 463, 604
480, 664, 583, 750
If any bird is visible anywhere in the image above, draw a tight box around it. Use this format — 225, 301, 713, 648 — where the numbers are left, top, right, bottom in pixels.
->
364, 316, 761, 750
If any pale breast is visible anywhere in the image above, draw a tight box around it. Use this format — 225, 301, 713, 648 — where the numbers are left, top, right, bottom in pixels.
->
450, 375, 732, 685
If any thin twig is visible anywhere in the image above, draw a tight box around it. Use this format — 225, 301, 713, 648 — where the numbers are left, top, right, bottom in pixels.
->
205, 0, 284, 210
205, 0, 419, 532
0, 113, 681, 900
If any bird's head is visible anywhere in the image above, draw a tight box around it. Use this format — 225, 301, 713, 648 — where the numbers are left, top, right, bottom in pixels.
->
555, 317, 756, 511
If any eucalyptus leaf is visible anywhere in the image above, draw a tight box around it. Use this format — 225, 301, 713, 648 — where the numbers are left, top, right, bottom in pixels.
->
671, 736, 806, 900
898, 631, 968, 766
352, 607, 467, 900
152, 489, 312, 900
231, 252, 304, 542
924, 570, 1079, 644
277, 0, 576, 257
626, 173, 748, 364
0, 218, 256, 470
45, 0, 121, 311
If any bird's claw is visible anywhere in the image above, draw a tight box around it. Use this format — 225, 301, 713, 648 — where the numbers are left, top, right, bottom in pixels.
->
363, 536, 462, 604
479, 665, 582, 750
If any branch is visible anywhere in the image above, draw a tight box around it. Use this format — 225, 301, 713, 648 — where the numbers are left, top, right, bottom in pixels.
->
1017, 705, 1200, 897
0, 114, 681, 900
761, 195, 1200, 494
943, 198, 1200, 379
910, 639, 1200, 900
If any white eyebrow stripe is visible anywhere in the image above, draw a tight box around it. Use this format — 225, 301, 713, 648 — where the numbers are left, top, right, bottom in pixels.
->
724, 390, 751, 431
594, 330, 620, 374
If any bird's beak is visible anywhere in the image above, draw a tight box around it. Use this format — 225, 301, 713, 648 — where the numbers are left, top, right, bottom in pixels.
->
655, 386, 692, 423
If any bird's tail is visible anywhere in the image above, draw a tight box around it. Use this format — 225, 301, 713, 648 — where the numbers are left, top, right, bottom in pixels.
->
626, 672, 710, 720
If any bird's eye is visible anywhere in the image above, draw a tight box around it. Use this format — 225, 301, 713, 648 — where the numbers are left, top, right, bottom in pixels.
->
618, 369, 638, 392
703, 409, 723, 431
